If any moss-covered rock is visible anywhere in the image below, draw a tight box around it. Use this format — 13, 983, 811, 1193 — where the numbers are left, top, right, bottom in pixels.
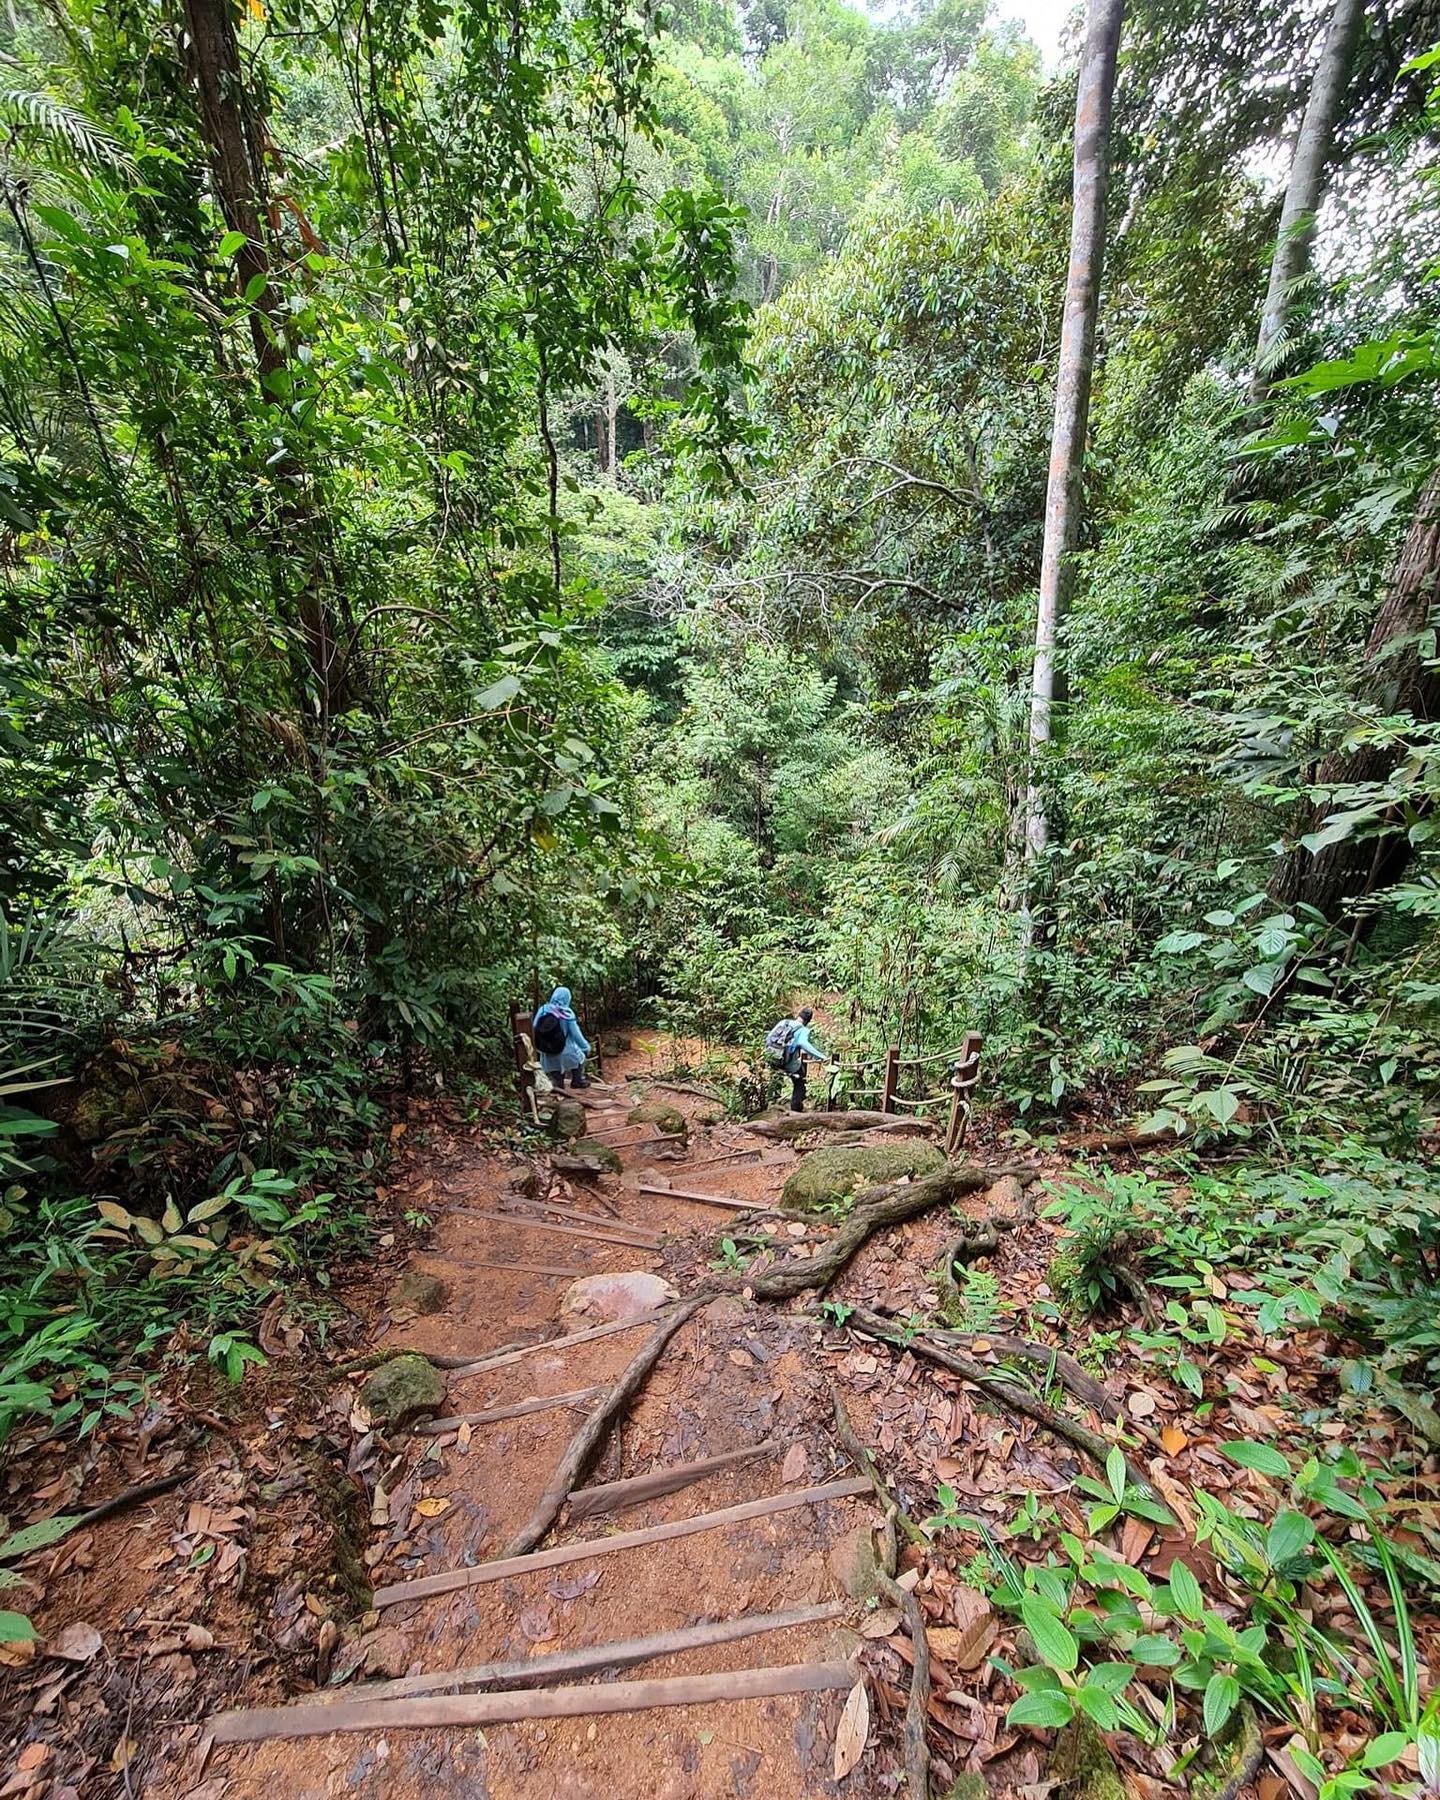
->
628, 1100, 687, 1139
361, 1353, 446, 1425
781, 1141, 945, 1213
554, 1137, 622, 1177
545, 1095, 590, 1141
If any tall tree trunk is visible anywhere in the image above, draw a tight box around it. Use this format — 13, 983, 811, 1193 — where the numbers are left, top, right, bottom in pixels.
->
594, 371, 616, 478
1022, 0, 1125, 877
1268, 465, 1440, 924
1249, 0, 1365, 403
182, 0, 352, 719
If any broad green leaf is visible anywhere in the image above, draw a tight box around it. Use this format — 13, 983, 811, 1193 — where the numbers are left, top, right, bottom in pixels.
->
1202, 1670, 1239, 1736
1084, 1661, 1136, 1696
476, 673, 521, 710
1020, 1596, 1078, 1674
1220, 1441, 1290, 1478
1166, 1560, 1204, 1621
1006, 1689, 1075, 1729
218, 229, 248, 257
1265, 1509, 1315, 1569
0, 1611, 36, 1643
1361, 1732, 1411, 1769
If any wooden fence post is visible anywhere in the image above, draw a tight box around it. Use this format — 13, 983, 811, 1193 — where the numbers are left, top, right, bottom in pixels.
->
881, 1045, 900, 1115
945, 1033, 983, 1155
510, 1003, 537, 1121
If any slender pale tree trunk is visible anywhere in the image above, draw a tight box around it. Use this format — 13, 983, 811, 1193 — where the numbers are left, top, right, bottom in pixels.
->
1249, 0, 1365, 402
1022, 0, 1125, 888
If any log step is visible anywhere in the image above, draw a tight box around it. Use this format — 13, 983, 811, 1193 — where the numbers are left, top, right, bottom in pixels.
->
209, 1658, 856, 1746
373, 1477, 871, 1606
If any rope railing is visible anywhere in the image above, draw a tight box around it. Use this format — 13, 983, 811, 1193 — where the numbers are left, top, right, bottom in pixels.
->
820, 1031, 983, 1153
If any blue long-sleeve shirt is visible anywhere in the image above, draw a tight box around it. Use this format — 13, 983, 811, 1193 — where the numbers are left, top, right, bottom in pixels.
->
784, 1022, 829, 1072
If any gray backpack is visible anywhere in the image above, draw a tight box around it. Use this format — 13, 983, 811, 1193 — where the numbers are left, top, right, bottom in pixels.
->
764, 1018, 798, 1060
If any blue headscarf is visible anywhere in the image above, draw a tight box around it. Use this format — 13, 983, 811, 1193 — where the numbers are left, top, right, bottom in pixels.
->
542, 986, 575, 1019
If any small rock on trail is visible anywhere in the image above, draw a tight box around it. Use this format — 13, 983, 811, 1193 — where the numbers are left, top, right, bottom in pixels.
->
627, 1099, 688, 1139
545, 1095, 590, 1140
388, 1270, 449, 1315
361, 1352, 446, 1424
560, 1270, 679, 1325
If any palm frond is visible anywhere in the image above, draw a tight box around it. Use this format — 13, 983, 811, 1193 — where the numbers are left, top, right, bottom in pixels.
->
0, 77, 133, 174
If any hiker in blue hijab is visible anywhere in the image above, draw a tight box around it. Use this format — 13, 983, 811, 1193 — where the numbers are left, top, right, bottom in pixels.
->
532, 986, 593, 1089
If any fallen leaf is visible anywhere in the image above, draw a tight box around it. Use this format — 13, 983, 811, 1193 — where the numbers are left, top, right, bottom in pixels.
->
859, 1605, 903, 1639
17, 1745, 50, 1773
457, 1423, 473, 1452
47, 1623, 102, 1664
547, 1569, 602, 1602
413, 1497, 451, 1520
370, 1481, 390, 1529
1160, 1425, 1188, 1456
927, 1611, 996, 1671
0, 1642, 36, 1669
518, 1603, 555, 1643
1119, 1517, 1153, 1567
1128, 1391, 1157, 1420
727, 1349, 753, 1368
109, 1738, 138, 1775
781, 1443, 807, 1484
833, 1678, 870, 1781
184, 1623, 215, 1652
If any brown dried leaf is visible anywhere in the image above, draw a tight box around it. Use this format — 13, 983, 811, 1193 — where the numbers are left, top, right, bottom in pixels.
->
927, 1606, 995, 1672
833, 1678, 869, 1781
781, 1443, 808, 1484
518, 1603, 555, 1644
1128, 1391, 1157, 1420
46, 1623, 102, 1664
859, 1605, 903, 1639
413, 1497, 450, 1520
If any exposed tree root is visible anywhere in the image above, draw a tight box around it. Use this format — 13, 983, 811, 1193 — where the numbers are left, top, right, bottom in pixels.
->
708, 1162, 1017, 1302
746, 1110, 939, 1142
826, 1305, 1157, 1500
649, 1080, 728, 1106
877, 1567, 931, 1800
500, 1296, 707, 1557
830, 1388, 925, 1547
75, 1472, 187, 1530
891, 1317, 1117, 1421
1056, 1124, 1179, 1155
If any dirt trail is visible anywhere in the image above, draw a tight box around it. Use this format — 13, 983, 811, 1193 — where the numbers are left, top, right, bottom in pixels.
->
212, 1047, 877, 1798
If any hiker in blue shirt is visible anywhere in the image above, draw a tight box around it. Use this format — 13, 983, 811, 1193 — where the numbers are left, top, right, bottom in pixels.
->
764, 1007, 831, 1112
532, 986, 592, 1090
